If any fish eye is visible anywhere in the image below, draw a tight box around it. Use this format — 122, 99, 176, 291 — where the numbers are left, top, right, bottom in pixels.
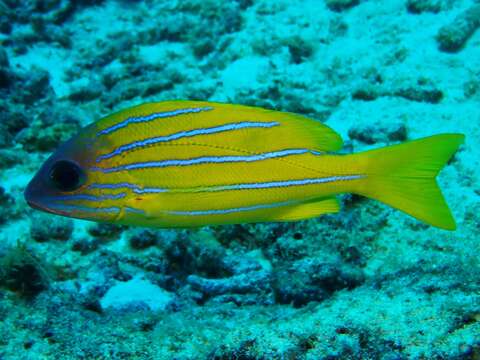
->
48, 160, 85, 192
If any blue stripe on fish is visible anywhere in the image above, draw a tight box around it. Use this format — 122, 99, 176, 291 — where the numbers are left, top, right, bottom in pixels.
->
88, 182, 139, 190
166, 200, 298, 216
90, 148, 315, 173
97, 106, 214, 136
50, 203, 121, 214
52, 193, 126, 202
88, 175, 363, 195
202, 175, 365, 191
88, 183, 168, 194
96, 121, 280, 162
125, 207, 146, 215
136, 187, 169, 194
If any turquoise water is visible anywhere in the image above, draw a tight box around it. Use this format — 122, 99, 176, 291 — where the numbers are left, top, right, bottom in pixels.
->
1, 0, 479, 358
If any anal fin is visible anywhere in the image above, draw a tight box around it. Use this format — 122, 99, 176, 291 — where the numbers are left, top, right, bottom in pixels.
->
273, 197, 340, 222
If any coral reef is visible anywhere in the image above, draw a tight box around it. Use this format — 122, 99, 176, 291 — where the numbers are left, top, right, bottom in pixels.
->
0, 0, 478, 358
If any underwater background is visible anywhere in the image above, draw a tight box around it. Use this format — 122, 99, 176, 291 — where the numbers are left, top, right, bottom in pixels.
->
0, 0, 479, 359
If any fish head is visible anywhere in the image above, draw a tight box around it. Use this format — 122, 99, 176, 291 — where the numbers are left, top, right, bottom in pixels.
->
24, 124, 118, 222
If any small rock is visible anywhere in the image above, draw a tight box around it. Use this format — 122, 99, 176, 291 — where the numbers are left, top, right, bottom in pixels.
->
0, 68, 12, 89
37, 106, 81, 127
353, 82, 443, 104
0, 47, 9, 67
0, 149, 22, 169
348, 122, 407, 144
0, 110, 29, 135
0, 186, 15, 224
209, 292, 275, 306
463, 79, 479, 98
88, 223, 125, 241
436, 4, 480, 52
352, 85, 379, 101
100, 276, 174, 311
34, 0, 61, 12
21, 69, 53, 104
30, 213, 73, 242
394, 86, 443, 104
0, 15, 12, 34
161, 230, 227, 278
23, 339, 34, 349
0, 244, 49, 298
80, 293, 103, 313
16, 121, 79, 152
406, 0, 442, 14
50, 1, 76, 25
187, 270, 271, 297
0, 124, 13, 148
273, 258, 364, 307
386, 122, 408, 142
192, 38, 215, 58
325, 0, 360, 12
128, 229, 158, 250
11, 107, 80, 152
222, 254, 264, 274
71, 238, 99, 255
68, 80, 105, 103
269, 234, 308, 260
284, 36, 314, 64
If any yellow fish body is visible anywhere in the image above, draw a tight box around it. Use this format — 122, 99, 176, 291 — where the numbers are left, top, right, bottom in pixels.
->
25, 101, 464, 230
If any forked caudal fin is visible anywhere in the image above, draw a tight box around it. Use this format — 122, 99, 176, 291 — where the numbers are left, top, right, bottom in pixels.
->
351, 134, 464, 230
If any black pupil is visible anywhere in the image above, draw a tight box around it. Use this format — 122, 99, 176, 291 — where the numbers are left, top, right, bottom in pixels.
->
49, 160, 83, 192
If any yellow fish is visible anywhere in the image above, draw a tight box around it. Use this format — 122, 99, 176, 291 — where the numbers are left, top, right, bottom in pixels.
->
25, 101, 464, 230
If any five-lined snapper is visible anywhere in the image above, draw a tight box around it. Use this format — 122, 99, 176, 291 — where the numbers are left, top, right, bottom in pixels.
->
24, 101, 464, 230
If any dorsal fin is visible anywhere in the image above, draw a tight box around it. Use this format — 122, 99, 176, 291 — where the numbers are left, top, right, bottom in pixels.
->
94, 101, 343, 156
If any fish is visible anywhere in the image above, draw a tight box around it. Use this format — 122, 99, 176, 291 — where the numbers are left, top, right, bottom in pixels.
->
24, 100, 464, 230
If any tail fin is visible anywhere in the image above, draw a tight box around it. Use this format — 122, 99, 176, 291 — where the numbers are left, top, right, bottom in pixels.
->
352, 134, 464, 230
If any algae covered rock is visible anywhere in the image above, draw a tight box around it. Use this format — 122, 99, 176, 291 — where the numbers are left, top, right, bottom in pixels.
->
16, 107, 81, 152
325, 0, 360, 12
87, 223, 126, 241
0, 244, 49, 298
436, 4, 480, 52
17, 69, 53, 105
187, 269, 271, 297
348, 122, 407, 144
1, 110, 28, 136
0, 186, 15, 224
273, 257, 365, 307
128, 229, 159, 250
159, 229, 227, 279
71, 237, 99, 255
0, 149, 22, 169
0, 47, 9, 67
0, 124, 13, 148
30, 212, 73, 242
406, 0, 443, 14
16, 122, 78, 152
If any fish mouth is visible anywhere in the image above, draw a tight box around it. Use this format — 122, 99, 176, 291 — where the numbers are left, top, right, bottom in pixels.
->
24, 181, 55, 214
26, 196, 69, 217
